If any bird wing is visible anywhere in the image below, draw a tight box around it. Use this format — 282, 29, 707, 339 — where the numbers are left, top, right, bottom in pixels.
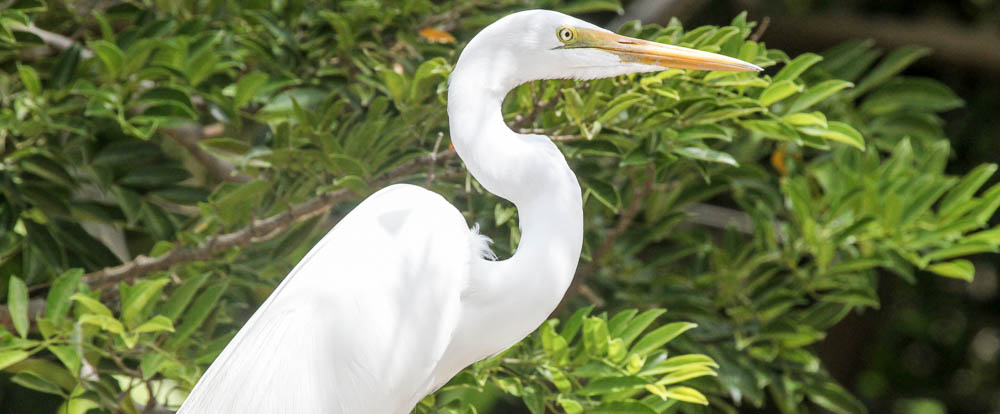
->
177, 184, 476, 414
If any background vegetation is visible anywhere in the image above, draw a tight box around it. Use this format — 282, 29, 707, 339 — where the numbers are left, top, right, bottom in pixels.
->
1, 0, 997, 413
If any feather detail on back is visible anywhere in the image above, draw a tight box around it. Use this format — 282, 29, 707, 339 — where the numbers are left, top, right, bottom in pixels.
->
470, 223, 497, 261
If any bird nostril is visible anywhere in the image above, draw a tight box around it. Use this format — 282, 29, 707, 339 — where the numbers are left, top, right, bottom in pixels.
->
618, 39, 636, 45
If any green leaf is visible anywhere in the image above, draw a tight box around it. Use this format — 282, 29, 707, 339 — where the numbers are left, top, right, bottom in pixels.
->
212, 180, 270, 225
16, 63, 41, 95
560, 305, 593, 342
924, 243, 997, 262
693, 107, 763, 124
619, 309, 666, 347
409, 57, 450, 103
676, 125, 731, 141
640, 354, 719, 376
71, 293, 113, 317
522, 384, 545, 414
861, 77, 963, 115
78, 314, 124, 334
378, 68, 408, 104
150, 186, 210, 205
967, 227, 1000, 245
47, 345, 81, 377
583, 316, 611, 357
167, 280, 228, 348
581, 176, 621, 213
673, 146, 738, 166
45, 269, 82, 324
592, 401, 657, 414
797, 121, 865, 150
8, 276, 29, 339
234, 71, 269, 108
134, 315, 175, 334
773, 53, 823, 83
850, 46, 932, 98
739, 119, 803, 143
89, 40, 125, 78
558, 395, 584, 414
20, 156, 74, 187
630, 322, 697, 356
786, 80, 854, 113
608, 337, 628, 362
656, 366, 718, 385
200, 138, 251, 155
8, 0, 46, 12
758, 80, 801, 106
543, 366, 572, 392
939, 163, 998, 217
93, 140, 161, 167
608, 309, 638, 337
927, 260, 975, 281
804, 381, 868, 414
0, 350, 31, 371
783, 111, 827, 127
140, 353, 166, 378
7, 358, 76, 391
597, 92, 647, 124
558, 0, 624, 15
661, 386, 709, 405
121, 278, 169, 329
118, 166, 191, 188
540, 321, 569, 364
11, 372, 64, 396
49, 44, 81, 88
579, 376, 648, 396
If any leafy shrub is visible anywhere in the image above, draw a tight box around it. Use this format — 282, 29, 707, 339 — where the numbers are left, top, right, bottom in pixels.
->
1, 0, 997, 413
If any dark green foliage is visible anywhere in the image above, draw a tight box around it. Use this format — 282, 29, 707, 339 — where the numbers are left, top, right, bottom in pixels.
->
1, 0, 998, 413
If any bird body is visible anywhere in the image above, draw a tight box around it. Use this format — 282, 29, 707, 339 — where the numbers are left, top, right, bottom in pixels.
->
178, 10, 759, 413
179, 184, 476, 412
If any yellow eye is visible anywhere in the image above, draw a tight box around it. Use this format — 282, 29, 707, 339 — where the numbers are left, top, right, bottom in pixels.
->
556, 26, 576, 43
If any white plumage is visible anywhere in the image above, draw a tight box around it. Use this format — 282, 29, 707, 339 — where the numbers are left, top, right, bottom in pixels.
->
179, 185, 475, 412
177, 10, 759, 413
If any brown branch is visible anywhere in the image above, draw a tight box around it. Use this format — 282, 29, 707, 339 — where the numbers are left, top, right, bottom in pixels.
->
750, 16, 770, 42
8, 22, 94, 58
425, 132, 445, 187
161, 124, 252, 184
757, 13, 1000, 74
85, 150, 453, 290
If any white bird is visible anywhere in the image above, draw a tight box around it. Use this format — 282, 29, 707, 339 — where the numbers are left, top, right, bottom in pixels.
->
177, 9, 759, 414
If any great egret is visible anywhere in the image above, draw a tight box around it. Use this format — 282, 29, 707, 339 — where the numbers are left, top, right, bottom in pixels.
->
177, 9, 759, 413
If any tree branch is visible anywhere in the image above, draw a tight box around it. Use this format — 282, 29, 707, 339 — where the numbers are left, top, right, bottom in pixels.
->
762, 13, 1000, 74
8, 22, 94, 58
161, 124, 252, 184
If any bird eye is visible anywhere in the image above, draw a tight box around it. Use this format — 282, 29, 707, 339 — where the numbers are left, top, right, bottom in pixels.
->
556, 26, 575, 43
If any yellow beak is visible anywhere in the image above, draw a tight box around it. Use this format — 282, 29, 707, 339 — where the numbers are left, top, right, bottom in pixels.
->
563, 28, 762, 72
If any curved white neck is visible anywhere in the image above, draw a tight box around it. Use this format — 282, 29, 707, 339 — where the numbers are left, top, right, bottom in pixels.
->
443, 64, 583, 365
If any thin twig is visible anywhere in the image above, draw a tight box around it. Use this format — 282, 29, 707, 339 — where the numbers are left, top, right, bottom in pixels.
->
750, 16, 771, 42
161, 124, 252, 184
8, 22, 94, 58
425, 132, 445, 187
509, 92, 561, 131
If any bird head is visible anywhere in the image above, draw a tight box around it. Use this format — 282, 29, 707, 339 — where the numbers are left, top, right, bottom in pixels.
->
452, 10, 761, 92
